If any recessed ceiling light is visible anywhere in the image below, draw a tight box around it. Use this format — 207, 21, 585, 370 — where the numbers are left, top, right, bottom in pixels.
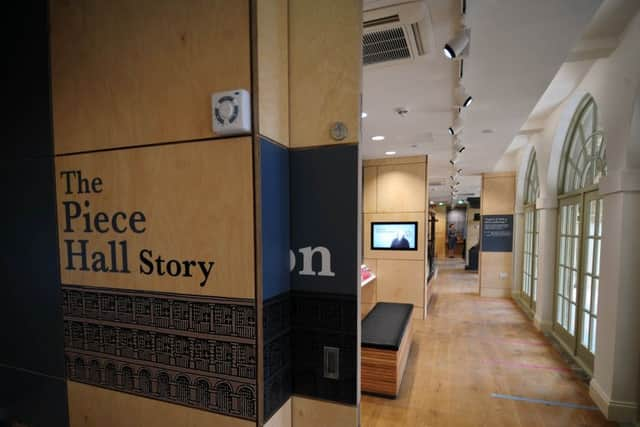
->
385, 151, 396, 156
361, 112, 368, 118
371, 135, 385, 141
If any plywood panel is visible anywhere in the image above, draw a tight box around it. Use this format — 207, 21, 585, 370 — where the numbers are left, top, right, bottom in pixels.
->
377, 259, 424, 308
363, 156, 426, 167
264, 398, 292, 427
361, 278, 377, 305
363, 166, 377, 213
67, 381, 253, 427
258, 0, 289, 146
291, 396, 357, 427
50, 0, 251, 154
479, 252, 513, 297
55, 138, 255, 299
289, 0, 361, 148
481, 173, 516, 215
362, 317, 412, 397
361, 303, 375, 319
435, 206, 447, 259
376, 163, 426, 213
364, 213, 425, 260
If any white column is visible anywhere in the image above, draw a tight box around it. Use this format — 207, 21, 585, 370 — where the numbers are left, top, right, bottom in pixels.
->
589, 170, 640, 423
512, 207, 525, 299
533, 197, 557, 333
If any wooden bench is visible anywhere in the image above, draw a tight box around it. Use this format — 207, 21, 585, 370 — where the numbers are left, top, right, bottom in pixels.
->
361, 302, 413, 398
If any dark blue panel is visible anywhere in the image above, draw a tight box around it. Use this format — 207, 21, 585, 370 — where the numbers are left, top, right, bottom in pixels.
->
0, 157, 66, 378
290, 291, 356, 404
290, 145, 358, 296
2, 0, 53, 159
0, 366, 69, 427
289, 144, 358, 405
481, 215, 514, 252
261, 138, 291, 300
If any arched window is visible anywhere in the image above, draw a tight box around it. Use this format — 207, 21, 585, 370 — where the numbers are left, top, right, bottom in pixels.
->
104, 363, 117, 387
520, 150, 540, 311
74, 358, 85, 380
121, 366, 134, 390
89, 360, 102, 384
560, 97, 606, 194
196, 379, 211, 408
238, 386, 255, 418
157, 372, 171, 398
555, 94, 606, 371
215, 382, 233, 413
138, 369, 152, 394
176, 376, 190, 403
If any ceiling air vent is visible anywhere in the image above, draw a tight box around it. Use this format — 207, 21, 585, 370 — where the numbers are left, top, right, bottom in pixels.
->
363, 1, 434, 67
363, 27, 411, 66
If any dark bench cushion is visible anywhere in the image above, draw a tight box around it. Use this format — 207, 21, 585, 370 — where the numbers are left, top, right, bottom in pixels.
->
362, 302, 413, 351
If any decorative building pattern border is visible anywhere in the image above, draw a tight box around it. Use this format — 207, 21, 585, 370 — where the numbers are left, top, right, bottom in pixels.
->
263, 292, 292, 420
62, 285, 257, 420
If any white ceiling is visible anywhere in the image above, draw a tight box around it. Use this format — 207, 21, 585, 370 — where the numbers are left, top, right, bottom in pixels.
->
361, 0, 605, 202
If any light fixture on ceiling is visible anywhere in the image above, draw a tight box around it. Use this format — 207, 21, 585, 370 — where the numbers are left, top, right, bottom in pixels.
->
438, 202, 445, 206
361, 112, 368, 118
454, 140, 466, 153
455, 86, 473, 108
457, 199, 465, 204
448, 118, 463, 136
443, 29, 470, 60
385, 151, 396, 156
371, 135, 385, 141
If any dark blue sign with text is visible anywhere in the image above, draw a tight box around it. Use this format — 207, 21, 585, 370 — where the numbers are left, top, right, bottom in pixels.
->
481, 214, 513, 252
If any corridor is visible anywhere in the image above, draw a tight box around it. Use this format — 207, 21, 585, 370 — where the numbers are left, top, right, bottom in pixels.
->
360, 261, 614, 427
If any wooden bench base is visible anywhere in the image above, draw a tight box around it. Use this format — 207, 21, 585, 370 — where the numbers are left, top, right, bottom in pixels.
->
362, 316, 413, 397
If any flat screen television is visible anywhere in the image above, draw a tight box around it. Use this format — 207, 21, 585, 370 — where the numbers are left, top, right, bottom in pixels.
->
371, 222, 418, 251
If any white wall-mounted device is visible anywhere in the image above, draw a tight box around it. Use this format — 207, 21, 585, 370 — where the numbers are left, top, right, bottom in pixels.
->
211, 89, 251, 135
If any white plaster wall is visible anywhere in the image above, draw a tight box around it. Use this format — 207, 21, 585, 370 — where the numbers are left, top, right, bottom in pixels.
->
509, 9, 640, 422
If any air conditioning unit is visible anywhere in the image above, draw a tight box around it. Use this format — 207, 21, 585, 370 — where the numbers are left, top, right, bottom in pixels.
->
363, 1, 434, 67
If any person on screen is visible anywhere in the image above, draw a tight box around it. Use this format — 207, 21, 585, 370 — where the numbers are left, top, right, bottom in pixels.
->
391, 231, 410, 249
448, 223, 457, 258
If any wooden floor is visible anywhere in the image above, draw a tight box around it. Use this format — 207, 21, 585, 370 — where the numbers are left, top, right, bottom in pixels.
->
360, 259, 616, 427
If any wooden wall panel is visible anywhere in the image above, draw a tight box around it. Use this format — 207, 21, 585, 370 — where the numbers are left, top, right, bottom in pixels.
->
481, 173, 515, 214
479, 172, 516, 297
264, 398, 292, 427
376, 259, 425, 312
376, 163, 426, 213
67, 382, 253, 427
363, 213, 425, 261
435, 206, 447, 259
50, 0, 251, 154
258, 0, 289, 146
363, 166, 377, 213
55, 138, 255, 299
479, 252, 513, 298
291, 396, 357, 427
362, 156, 428, 319
363, 156, 426, 167
289, 0, 361, 148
